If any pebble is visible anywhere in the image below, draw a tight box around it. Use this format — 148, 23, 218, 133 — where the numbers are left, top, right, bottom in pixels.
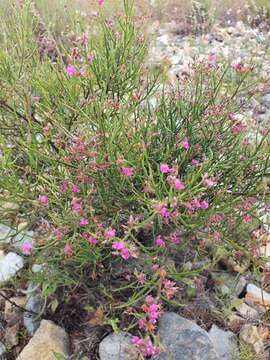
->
245, 283, 270, 306
235, 302, 258, 320
239, 324, 265, 355
99, 331, 138, 360
0, 251, 24, 284
23, 282, 43, 336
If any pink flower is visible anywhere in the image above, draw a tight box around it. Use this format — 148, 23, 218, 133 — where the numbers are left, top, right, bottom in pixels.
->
98, 0, 104, 5
208, 53, 217, 66
204, 178, 216, 188
243, 214, 252, 223
83, 232, 97, 245
87, 53, 94, 62
181, 139, 190, 150
155, 236, 165, 247
160, 163, 171, 174
200, 200, 209, 209
132, 336, 143, 346
21, 242, 33, 255
71, 185, 80, 193
174, 178, 185, 190
105, 227, 116, 239
120, 248, 130, 260
65, 65, 77, 77
39, 195, 49, 206
60, 181, 69, 193
80, 218, 89, 226
112, 241, 125, 250
163, 279, 178, 299
233, 63, 243, 71
64, 244, 73, 255
71, 198, 82, 213
121, 167, 134, 177
191, 159, 199, 166
138, 319, 146, 329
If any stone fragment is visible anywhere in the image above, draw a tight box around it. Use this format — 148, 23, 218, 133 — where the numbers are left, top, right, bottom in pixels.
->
17, 320, 70, 360
99, 331, 138, 360
0, 252, 24, 284
154, 312, 219, 360
208, 324, 238, 360
234, 276, 247, 297
239, 324, 266, 355
245, 283, 270, 306
235, 302, 258, 320
23, 282, 43, 336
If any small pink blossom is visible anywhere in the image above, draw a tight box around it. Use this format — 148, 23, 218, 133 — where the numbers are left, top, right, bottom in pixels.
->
21, 242, 33, 255
71, 198, 82, 213
200, 200, 209, 209
120, 248, 130, 260
191, 159, 199, 166
204, 178, 216, 188
181, 139, 190, 150
80, 218, 89, 226
105, 227, 116, 239
39, 195, 49, 206
87, 53, 94, 62
163, 279, 178, 299
65, 65, 77, 77
83, 232, 97, 245
71, 185, 80, 193
98, 0, 104, 5
138, 319, 146, 329
155, 236, 165, 247
233, 63, 243, 71
121, 167, 134, 177
160, 163, 171, 174
60, 181, 69, 193
174, 178, 185, 190
112, 241, 125, 250
243, 214, 252, 223
64, 244, 73, 256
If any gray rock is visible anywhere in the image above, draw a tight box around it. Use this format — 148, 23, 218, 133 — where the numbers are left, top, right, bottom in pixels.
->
0, 341, 6, 360
234, 276, 247, 297
208, 325, 238, 360
261, 93, 270, 108
154, 312, 220, 360
23, 282, 43, 336
99, 331, 138, 360
0, 251, 24, 284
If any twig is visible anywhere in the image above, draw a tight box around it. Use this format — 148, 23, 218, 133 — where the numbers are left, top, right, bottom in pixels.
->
0, 291, 39, 315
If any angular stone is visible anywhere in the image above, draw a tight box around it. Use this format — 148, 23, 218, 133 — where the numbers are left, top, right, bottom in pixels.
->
235, 302, 258, 320
208, 325, 238, 360
4, 297, 26, 321
239, 324, 265, 355
261, 93, 270, 108
0, 341, 6, 359
23, 283, 43, 336
234, 276, 247, 297
99, 331, 138, 360
245, 283, 270, 306
154, 312, 219, 360
17, 320, 70, 360
0, 252, 24, 284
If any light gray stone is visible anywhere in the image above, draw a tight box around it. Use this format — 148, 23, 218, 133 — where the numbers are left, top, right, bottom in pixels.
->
99, 331, 138, 360
208, 325, 238, 360
17, 320, 70, 360
235, 302, 258, 320
23, 282, 43, 336
0, 341, 6, 360
261, 93, 270, 108
154, 312, 220, 360
0, 251, 24, 284
234, 276, 247, 297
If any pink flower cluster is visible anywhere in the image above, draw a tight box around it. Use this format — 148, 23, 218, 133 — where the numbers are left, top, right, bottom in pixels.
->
131, 336, 161, 356
185, 198, 209, 211
112, 241, 130, 260
83, 232, 97, 245
21, 242, 33, 255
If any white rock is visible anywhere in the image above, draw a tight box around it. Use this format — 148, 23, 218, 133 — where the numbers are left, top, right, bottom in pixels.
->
0, 223, 33, 249
245, 283, 270, 306
235, 302, 258, 320
0, 252, 24, 283
99, 331, 138, 360
17, 320, 70, 360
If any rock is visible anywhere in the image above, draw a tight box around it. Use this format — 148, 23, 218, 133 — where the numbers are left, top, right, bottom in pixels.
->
0, 341, 6, 359
99, 331, 138, 360
228, 314, 245, 331
5, 324, 19, 347
4, 297, 26, 321
261, 93, 270, 108
0, 223, 33, 250
234, 276, 247, 297
17, 320, 70, 360
239, 324, 265, 355
154, 312, 219, 360
208, 325, 238, 360
235, 302, 258, 320
23, 282, 43, 336
0, 251, 24, 284
245, 283, 270, 306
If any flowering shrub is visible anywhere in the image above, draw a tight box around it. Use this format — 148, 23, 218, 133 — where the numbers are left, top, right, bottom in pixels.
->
0, 1, 270, 357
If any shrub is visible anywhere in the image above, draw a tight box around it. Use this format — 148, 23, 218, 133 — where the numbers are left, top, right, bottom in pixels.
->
0, 0, 269, 356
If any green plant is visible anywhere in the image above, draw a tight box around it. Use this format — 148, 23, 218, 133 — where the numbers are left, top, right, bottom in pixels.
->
0, 0, 270, 357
